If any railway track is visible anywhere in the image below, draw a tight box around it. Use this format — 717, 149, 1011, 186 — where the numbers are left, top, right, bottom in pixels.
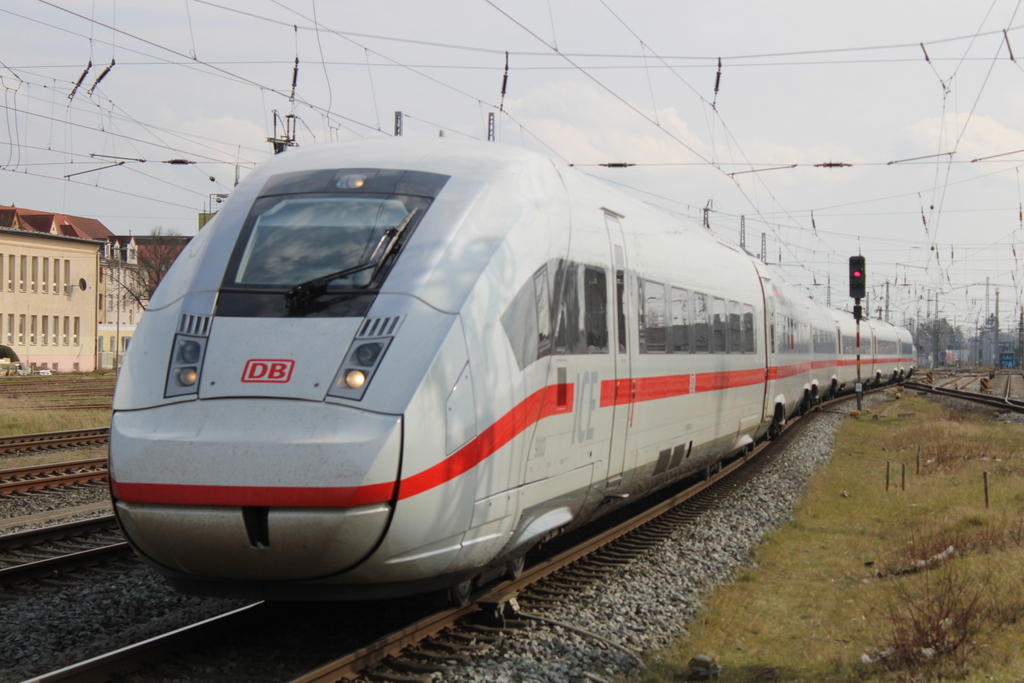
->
904, 377, 1024, 413
20, 403, 112, 411
0, 427, 110, 455
0, 457, 109, 495
0, 515, 132, 592
28, 390, 845, 683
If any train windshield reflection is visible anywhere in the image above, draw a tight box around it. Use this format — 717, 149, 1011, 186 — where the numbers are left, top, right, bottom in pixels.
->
232, 195, 424, 287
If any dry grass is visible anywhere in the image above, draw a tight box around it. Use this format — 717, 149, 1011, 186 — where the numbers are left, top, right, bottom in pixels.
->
0, 375, 112, 436
637, 394, 1024, 683
0, 400, 110, 437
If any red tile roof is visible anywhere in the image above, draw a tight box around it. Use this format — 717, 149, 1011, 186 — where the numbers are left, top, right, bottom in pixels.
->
0, 204, 113, 239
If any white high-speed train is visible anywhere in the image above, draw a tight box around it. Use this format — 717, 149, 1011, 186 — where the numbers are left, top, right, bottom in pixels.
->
109, 139, 916, 601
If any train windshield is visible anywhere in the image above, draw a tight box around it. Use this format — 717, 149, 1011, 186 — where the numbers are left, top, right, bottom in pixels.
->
231, 195, 430, 288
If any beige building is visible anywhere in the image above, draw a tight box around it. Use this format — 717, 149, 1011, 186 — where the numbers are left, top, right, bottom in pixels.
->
0, 206, 108, 373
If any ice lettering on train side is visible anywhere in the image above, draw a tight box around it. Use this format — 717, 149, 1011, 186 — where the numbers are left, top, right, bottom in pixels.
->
573, 370, 598, 443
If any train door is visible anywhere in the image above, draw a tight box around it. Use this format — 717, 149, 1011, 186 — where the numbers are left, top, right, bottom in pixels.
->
604, 212, 631, 489
760, 277, 778, 431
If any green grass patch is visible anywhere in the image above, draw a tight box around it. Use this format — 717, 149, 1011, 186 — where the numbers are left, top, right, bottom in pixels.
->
640, 394, 1024, 682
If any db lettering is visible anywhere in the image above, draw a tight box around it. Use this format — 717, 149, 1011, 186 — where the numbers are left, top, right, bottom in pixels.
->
242, 359, 295, 383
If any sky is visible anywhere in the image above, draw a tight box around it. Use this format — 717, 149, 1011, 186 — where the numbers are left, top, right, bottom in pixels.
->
3, 0, 1024, 336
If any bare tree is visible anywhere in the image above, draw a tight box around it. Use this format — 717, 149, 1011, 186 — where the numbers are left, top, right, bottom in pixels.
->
107, 227, 191, 311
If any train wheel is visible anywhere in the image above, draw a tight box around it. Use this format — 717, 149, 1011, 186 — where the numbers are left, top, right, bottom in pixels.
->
505, 555, 525, 581
449, 578, 473, 607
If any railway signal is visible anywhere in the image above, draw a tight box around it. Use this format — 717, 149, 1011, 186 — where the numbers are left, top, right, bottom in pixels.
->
849, 256, 866, 300
849, 255, 866, 411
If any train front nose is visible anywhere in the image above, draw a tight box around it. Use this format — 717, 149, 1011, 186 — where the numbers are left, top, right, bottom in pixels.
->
109, 399, 400, 582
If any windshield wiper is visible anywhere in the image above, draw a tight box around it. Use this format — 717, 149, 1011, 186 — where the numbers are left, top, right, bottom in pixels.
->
283, 208, 419, 311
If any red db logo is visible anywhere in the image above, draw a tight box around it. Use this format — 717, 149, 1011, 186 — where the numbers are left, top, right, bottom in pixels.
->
241, 359, 295, 383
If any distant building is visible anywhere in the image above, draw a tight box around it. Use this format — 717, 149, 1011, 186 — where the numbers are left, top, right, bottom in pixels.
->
0, 205, 107, 372
98, 236, 143, 370
97, 231, 191, 370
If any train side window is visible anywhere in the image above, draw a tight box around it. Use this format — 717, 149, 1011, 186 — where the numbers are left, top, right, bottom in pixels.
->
644, 280, 667, 353
693, 293, 710, 353
553, 260, 581, 354
583, 266, 609, 353
711, 297, 727, 353
728, 301, 742, 353
742, 304, 755, 353
501, 265, 546, 370
670, 287, 691, 353
616, 269, 626, 353
842, 334, 855, 355
636, 277, 646, 351
534, 268, 551, 357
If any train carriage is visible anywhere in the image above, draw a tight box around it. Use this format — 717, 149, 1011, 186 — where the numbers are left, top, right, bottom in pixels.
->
109, 138, 915, 601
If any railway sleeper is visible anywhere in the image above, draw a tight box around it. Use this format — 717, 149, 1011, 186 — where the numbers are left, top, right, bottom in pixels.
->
381, 654, 451, 675
561, 568, 616, 581
409, 646, 472, 664
459, 623, 509, 638
442, 632, 498, 647
366, 670, 434, 683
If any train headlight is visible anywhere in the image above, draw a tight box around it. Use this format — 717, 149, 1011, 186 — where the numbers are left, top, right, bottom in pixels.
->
175, 367, 199, 387
342, 369, 367, 388
336, 173, 368, 189
165, 333, 207, 398
327, 336, 393, 401
177, 339, 202, 364
353, 343, 382, 367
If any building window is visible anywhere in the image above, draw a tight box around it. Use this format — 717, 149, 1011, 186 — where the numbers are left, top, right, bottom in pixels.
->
20, 255, 27, 291
122, 336, 130, 352
73, 317, 80, 346
31, 256, 38, 293
6, 314, 12, 344
30, 316, 36, 345
18, 314, 25, 345
8, 255, 14, 291
53, 362, 58, 371
64, 261, 71, 295
41, 317, 48, 346
110, 335, 115, 351
42, 258, 48, 293
98, 336, 104, 352
52, 316, 58, 346
53, 259, 59, 294
62, 317, 69, 345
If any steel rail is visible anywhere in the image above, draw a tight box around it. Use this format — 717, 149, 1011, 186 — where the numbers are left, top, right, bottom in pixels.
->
30, 604, 265, 683
0, 514, 118, 550
0, 457, 109, 495
904, 380, 1024, 413
0, 428, 110, 454
0, 541, 132, 585
0, 515, 129, 589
